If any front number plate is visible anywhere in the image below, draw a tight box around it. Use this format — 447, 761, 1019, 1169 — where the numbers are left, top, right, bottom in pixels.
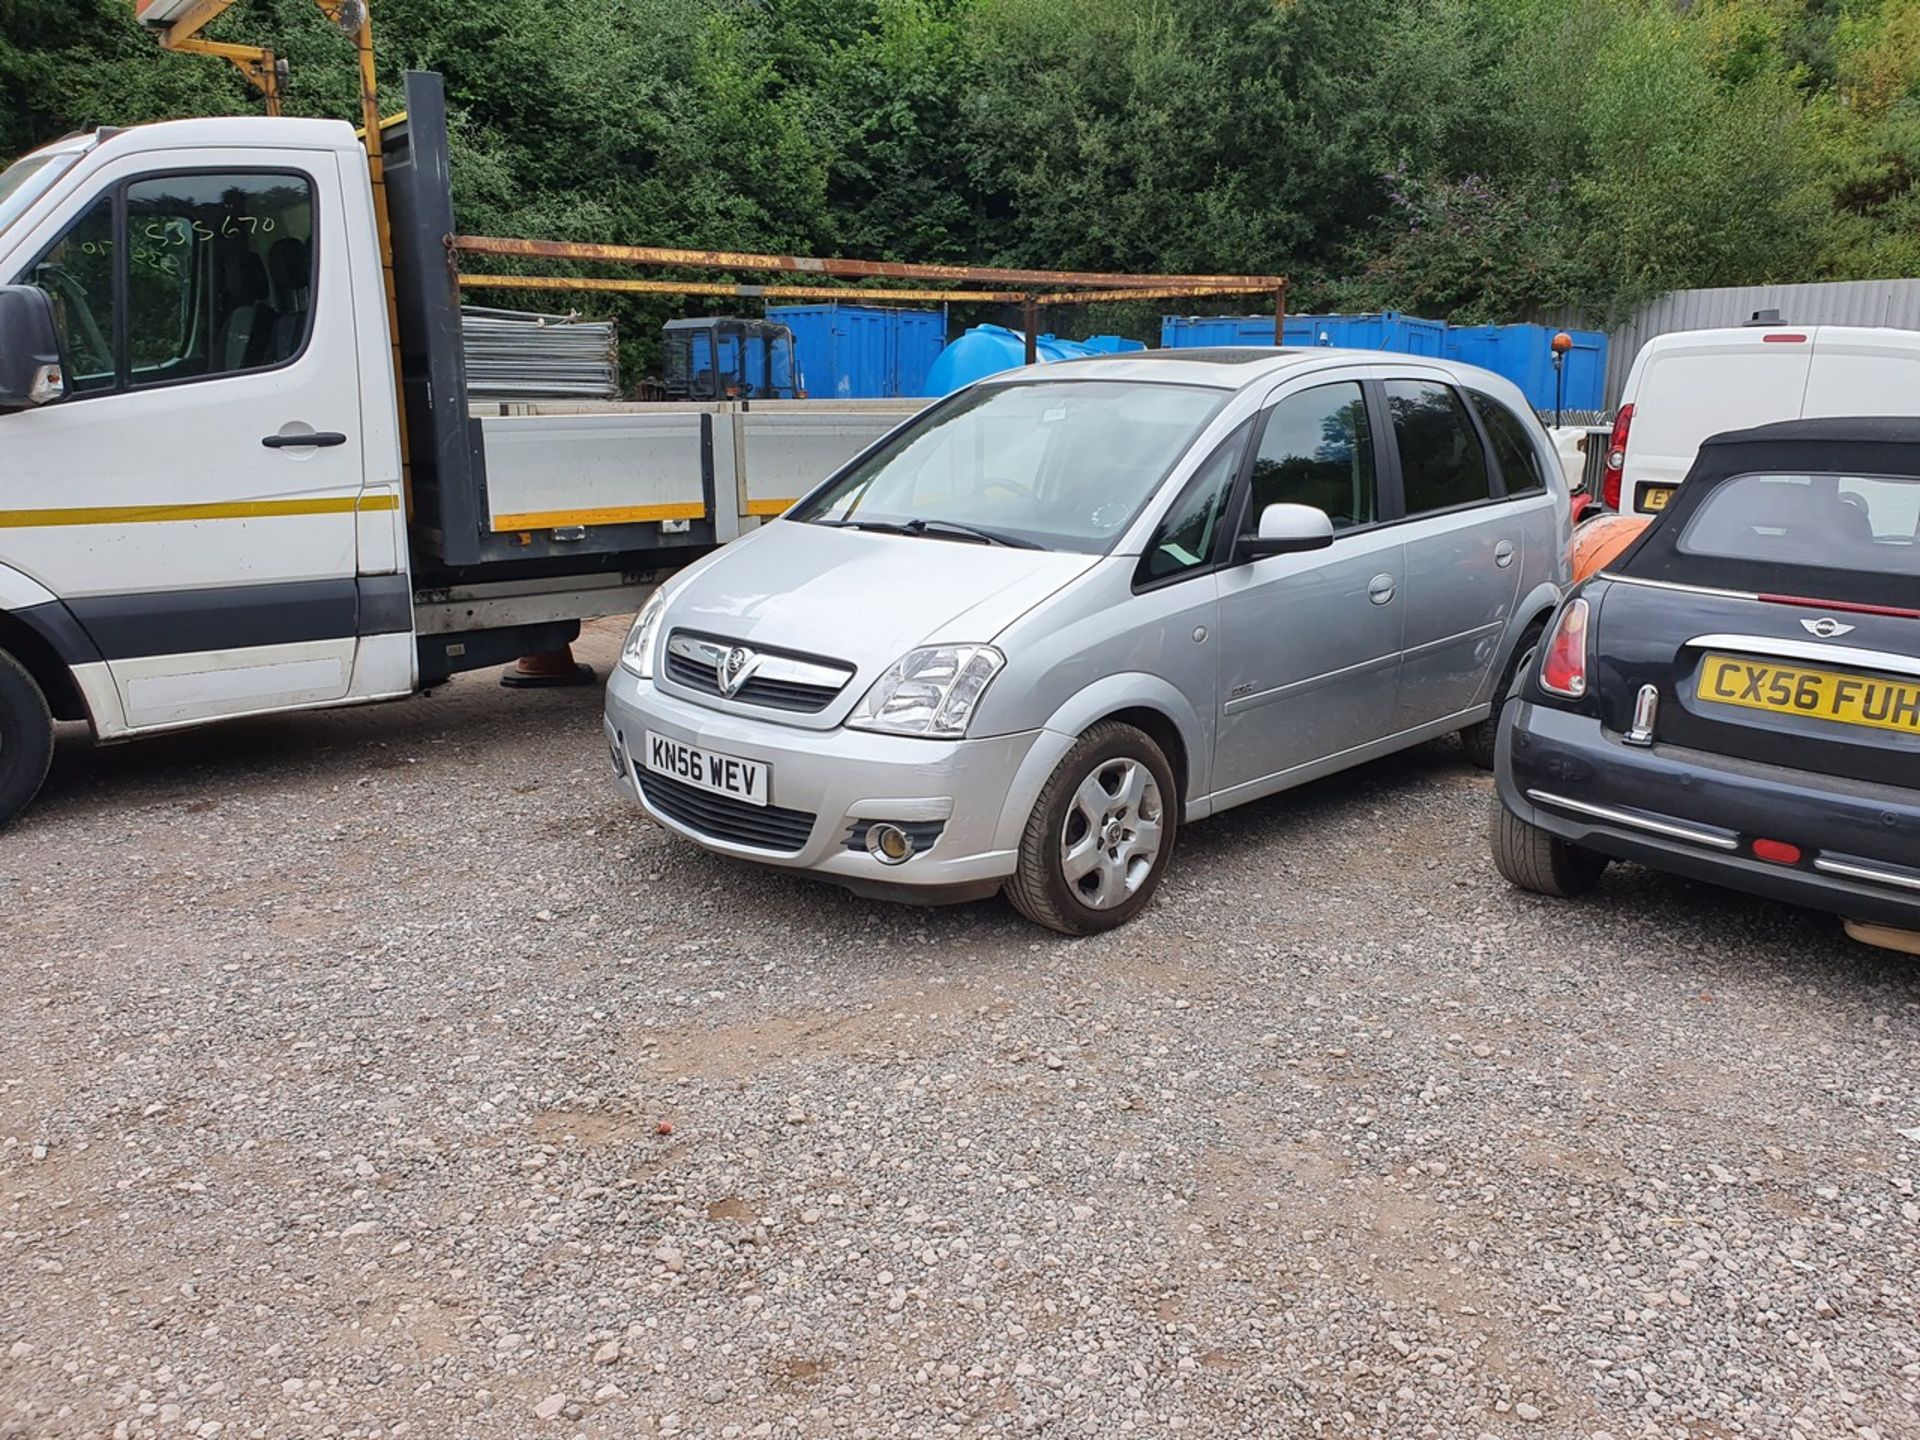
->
1640, 485, 1675, 512
642, 731, 769, 806
1698, 654, 1920, 735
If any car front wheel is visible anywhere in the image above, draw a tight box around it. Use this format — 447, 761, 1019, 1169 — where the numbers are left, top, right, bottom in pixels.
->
1006, 721, 1178, 935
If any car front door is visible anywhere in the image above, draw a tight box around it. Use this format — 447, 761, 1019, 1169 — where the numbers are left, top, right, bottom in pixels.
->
1210, 376, 1404, 805
1379, 373, 1524, 727
2, 151, 388, 733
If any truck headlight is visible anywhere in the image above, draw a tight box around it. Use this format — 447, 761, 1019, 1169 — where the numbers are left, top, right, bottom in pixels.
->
620, 589, 668, 679
847, 645, 1005, 738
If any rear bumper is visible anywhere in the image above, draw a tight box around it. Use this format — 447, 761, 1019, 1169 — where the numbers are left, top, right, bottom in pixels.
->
1499, 700, 1920, 929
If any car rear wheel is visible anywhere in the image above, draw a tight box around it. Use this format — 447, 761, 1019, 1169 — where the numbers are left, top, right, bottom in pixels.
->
0, 649, 54, 829
1461, 621, 1545, 771
1006, 722, 1177, 935
1490, 800, 1607, 898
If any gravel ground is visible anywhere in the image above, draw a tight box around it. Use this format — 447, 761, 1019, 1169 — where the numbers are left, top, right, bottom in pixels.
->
2, 616, 1917, 1440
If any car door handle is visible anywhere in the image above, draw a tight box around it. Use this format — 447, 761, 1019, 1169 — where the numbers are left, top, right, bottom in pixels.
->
1368, 573, 1396, 605
262, 431, 348, 449
1494, 540, 1517, 568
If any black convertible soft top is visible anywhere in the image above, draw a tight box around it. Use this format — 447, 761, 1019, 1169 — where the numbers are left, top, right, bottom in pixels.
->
1611, 417, 1920, 606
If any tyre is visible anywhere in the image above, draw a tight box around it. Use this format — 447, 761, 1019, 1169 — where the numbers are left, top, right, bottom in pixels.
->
1461, 622, 1545, 771
1005, 721, 1178, 935
1490, 800, 1607, 898
0, 648, 54, 829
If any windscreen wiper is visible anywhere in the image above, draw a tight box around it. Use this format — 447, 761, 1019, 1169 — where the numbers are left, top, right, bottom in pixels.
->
899, 518, 1042, 549
814, 516, 1041, 549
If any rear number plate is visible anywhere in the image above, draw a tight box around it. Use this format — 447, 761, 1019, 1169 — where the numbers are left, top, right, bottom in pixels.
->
1698, 654, 1920, 734
643, 731, 769, 805
1640, 485, 1675, 512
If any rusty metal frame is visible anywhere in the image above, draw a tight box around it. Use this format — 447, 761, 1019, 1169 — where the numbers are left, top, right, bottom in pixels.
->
453, 237, 1292, 362
450, 235, 1284, 293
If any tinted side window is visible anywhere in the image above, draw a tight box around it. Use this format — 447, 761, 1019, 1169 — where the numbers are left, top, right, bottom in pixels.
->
125, 173, 315, 385
1470, 390, 1548, 496
1136, 423, 1249, 586
27, 194, 117, 393
1248, 382, 1376, 530
1386, 381, 1492, 515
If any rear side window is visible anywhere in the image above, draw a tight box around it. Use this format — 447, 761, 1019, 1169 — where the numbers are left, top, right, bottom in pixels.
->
1679, 472, 1920, 575
1386, 380, 1492, 514
1247, 382, 1377, 530
1470, 391, 1549, 495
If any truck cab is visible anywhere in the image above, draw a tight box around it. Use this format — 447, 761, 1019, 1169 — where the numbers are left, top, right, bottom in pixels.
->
0, 116, 415, 738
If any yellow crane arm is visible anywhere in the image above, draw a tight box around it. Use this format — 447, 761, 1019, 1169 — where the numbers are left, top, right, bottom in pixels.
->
134, 1, 283, 113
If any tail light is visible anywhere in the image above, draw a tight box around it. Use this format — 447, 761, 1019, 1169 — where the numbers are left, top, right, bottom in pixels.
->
1601, 404, 1634, 511
1538, 598, 1590, 698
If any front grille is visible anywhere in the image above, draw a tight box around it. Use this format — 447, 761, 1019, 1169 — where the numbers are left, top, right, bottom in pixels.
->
664, 650, 843, 713
636, 765, 817, 853
664, 631, 853, 715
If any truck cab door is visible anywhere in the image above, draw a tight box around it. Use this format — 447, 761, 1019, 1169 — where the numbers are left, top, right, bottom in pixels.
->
1, 147, 400, 735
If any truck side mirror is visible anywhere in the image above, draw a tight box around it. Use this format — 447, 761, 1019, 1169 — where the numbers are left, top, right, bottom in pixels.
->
1238, 502, 1335, 560
0, 286, 67, 413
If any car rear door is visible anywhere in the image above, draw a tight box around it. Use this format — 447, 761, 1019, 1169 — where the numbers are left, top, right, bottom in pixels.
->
1209, 371, 1404, 803
1623, 331, 1813, 515
1378, 371, 1523, 727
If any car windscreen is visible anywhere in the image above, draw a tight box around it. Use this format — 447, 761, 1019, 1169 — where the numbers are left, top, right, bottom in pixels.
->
0, 151, 75, 242
788, 379, 1228, 553
1620, 469, 1920, 605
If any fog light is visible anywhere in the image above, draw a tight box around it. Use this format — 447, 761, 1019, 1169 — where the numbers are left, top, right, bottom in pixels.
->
866, 823, 915, 865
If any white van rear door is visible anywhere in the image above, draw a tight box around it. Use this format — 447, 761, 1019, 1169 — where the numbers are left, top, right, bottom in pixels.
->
1624, 331, 1813, 514
1802, 327, 1920, 419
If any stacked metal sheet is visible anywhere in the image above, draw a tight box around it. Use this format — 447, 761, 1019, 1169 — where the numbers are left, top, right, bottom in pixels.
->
462, 305, 620, 400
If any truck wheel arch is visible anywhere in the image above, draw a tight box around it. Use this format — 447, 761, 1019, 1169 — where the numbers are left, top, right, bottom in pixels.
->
0, 605, 94, 727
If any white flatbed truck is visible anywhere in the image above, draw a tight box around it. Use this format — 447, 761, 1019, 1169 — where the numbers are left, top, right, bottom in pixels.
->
0, 71, 927, 823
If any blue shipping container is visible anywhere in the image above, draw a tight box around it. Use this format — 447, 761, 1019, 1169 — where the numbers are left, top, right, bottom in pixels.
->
1159, 311, 1447, 356
766, 302, 947, 399
1441, 324, 1606, 412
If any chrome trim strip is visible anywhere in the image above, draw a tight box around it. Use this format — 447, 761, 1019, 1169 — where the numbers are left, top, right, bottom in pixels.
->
1812, 856, 1920, 893
1525, 789, 1741, 851
665, 632, 854, 689
1599, 572, 1758, 602
1686, 633, 1920, 681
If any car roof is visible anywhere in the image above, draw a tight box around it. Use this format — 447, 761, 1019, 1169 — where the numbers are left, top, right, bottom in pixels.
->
1702, 415, 1920, 448
979, 346, 1477, 392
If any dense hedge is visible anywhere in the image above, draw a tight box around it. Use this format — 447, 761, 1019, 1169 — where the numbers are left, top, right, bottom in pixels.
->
7, 0, 1919, 376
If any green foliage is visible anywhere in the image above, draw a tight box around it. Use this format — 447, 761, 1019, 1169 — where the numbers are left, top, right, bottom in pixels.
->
6, 0, 1920, 367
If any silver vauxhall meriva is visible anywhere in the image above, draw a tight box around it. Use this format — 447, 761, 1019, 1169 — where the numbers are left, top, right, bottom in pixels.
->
604, 349, 1569, 933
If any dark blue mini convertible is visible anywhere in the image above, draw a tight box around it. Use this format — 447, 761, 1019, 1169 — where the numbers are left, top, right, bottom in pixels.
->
1493, 417, 1920, 943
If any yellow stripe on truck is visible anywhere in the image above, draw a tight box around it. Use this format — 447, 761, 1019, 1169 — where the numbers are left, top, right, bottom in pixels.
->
0, 493, 401, 528
489, 502, 706, 532
745, 498, 795, 516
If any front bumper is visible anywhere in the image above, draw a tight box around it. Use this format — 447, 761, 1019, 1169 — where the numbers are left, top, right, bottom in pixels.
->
603, 665, 1058, 895
1499, 700, 1920, 929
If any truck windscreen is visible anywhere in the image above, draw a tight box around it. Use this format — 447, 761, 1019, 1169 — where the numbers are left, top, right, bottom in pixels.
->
0, 152, 76, 242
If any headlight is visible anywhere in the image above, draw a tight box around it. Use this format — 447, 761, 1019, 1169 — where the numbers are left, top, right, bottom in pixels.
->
846, 645, 1005, 738
620, 589, 668, 678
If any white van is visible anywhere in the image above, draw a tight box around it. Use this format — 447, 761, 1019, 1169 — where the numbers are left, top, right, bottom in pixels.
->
1603, 323, 1920, 515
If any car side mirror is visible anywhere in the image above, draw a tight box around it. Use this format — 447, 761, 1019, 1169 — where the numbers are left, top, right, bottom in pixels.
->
1238, 502, 1334, 560
0, 286, 67, 413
